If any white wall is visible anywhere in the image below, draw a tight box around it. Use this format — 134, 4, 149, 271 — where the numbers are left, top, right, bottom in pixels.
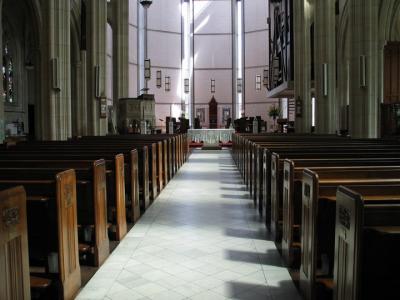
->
146, 0, 182, 129
194, 0, 232, 128
244, 0, 275, 129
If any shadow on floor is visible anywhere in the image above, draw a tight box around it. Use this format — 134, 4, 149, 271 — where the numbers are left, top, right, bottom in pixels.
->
221, 181, 244, 185
221, 194, 252, 200
223, 281, 301, 300
220, 186, 248, 192
225, 249, 284, 268
225, 228, 267, 240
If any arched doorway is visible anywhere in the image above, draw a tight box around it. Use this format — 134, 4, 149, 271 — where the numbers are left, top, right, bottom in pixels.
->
2, 0, 41, 140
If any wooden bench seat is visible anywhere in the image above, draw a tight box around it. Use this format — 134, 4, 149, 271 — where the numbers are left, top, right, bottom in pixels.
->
0, 164, 109, 267
334, 186, 400, 300
0, 186, 31, 299
299, 170, 400, 300
279, 158, 400, 267
265, 149, 400, 231
0, 151, 128, 241
0, 171, 81, 300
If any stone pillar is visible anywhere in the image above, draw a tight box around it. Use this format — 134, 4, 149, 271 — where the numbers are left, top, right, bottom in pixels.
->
87, 0, 108, 136
40, 0, 72, 140
113, 0, 130, 101
0, 0, 4, 143
75, 52, 88, 136
314, 0, 337, 134
293, 0, 313, 133
348, 0, 380, 138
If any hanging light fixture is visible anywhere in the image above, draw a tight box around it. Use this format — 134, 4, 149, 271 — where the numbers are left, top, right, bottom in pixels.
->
140, 0, 153, 8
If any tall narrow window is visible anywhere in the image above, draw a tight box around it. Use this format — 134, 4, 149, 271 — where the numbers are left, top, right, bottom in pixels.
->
236, 0, 243, 118
182, 0, 193, 121
3, 41, 14, 103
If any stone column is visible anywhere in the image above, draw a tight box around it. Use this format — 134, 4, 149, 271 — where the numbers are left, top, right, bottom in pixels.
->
348, 0, 380, 138
112, 0, 130, 101
40, 0, 72, 140
75, 53, 88, 136
293, 0, 313, 133
86, 0, 108, 136
314, 0, 337, 134
0, 0, 4, 143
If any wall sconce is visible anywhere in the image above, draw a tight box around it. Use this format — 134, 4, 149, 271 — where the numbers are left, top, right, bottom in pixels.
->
184, 78, 189, 94
360, 55, 366, 87
256, 75, 262, 90
144, 59, 151, 80
237, 78, 243, 93
211, 79, 215, 93
51, 58, 61, 91
322, 63, 328, 96
156, 70, 162, 88
263, 69, 269, 87
165, 76, 171, 91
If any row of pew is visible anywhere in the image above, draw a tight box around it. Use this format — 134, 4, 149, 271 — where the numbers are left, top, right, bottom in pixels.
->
232, 133, 400, 300
0, 133, 189, 300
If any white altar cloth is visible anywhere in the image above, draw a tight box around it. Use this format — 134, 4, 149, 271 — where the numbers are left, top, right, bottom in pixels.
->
188, 129, 235, 145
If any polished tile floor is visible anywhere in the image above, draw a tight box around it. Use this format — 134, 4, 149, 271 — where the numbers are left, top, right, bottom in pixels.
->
76, 150, 301, 300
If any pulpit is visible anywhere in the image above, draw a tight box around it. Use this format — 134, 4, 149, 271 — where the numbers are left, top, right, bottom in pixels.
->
209, 96, 218, 129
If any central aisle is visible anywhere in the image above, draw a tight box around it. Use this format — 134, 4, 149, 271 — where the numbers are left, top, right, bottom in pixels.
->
77, 150, 301, 300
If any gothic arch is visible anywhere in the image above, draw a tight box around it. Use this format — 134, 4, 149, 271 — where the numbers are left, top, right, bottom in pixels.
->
2, 0, 42, 139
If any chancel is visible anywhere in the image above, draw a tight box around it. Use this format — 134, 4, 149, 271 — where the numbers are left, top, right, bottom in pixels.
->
1, 1, 400, 300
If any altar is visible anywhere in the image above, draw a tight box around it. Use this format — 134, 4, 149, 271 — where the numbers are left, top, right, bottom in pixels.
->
188, 128, 235, 146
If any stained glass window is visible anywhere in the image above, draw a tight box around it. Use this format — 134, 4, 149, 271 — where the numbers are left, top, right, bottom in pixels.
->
3, 42, 14, 103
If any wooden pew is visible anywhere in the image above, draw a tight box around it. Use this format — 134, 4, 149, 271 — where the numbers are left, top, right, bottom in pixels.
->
266, 148, 400, 233
0, 163, 109, 267
235, 134, 398, 201
78, 133, 183, 181
239, 137, 400, 217
0, 170, 81, 300
334, 186, 400, 300
280, 158, 400, 266
299, 169, 400, 300
33, 140, 157, 203
0, 186, 31, 299
0, 150, 128, 241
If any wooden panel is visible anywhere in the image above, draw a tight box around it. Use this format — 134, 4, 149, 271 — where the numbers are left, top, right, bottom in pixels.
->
334, 187, 361, 300
282, 160, 295, 266
55, 170, 81, 300
142, 146, 150, 209
384, 42, 400, 104
0, 186, 30, 300
93, 160, 109, 266
163, 140, 168, 184
299, 170, 317, 300
151, 144, 158, 200
114, 155, 127, 241
168, 139, 173, 179
158, 142, 164, 191
130, 150, 140, 223
270, 154, 279, 241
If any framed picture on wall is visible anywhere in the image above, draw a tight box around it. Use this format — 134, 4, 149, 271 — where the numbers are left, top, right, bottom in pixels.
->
196, 108, 205, 123
222, 108, 231, 122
